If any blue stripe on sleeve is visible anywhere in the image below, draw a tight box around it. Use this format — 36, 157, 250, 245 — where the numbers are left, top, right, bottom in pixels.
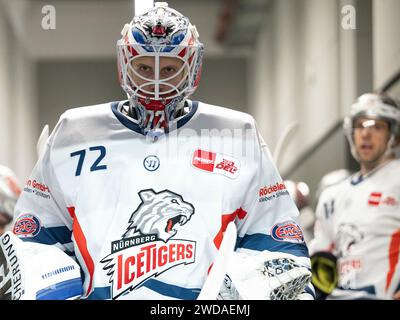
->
36, 278, 83, 300
20, 226, 72, 245
237, 233, 310, 258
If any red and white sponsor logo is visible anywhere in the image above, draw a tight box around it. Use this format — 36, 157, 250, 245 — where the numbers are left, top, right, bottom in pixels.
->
271, 221, 304, 244
192, 149, 240, 179
102, 239, 195, 299
368, 192, 398, 207
25, 179, 50, 193
259, 182, 287, 197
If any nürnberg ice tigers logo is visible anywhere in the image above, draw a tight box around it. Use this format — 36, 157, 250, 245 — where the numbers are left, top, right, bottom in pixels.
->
123, 189, 195, 242
334, 223, 364, 258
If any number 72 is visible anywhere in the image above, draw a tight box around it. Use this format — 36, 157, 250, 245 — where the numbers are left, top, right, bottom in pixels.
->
70, 146, 107, 176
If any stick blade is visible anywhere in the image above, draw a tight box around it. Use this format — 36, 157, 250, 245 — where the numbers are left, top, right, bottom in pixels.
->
197, 222, 237, 300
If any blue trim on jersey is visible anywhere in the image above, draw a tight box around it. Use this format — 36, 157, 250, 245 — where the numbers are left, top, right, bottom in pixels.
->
237, 233, 310, 258
350, 174, 364, 185
140, 279, 201, 300
36, 278, 83, 300
305, 285, 316, 298
20, 225, 72, 245
111, 101, 199, 136
338, 285, 376, 295
111, 101, 143, 134
86, 286, 112, 300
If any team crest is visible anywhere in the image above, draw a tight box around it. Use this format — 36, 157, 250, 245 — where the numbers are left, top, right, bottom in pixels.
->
101, 189, 196, 299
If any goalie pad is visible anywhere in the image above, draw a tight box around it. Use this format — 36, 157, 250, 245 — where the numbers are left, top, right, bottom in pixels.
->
218, 251, 312, 300
0, 231, 83, 300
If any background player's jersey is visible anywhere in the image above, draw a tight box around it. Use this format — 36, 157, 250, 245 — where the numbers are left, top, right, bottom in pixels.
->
13, 100, 310, 300
309, 159, 400, 299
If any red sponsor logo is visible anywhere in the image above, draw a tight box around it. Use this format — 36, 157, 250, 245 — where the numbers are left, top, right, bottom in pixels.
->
382, 196, 399, 206
368, 192, 382, 206
215, 159, 238, 175
192, 149, 240, 178
25, 179, 50, 193
368, 192, 398, 207
259, 182, 287, 197
192, 149, 216, 172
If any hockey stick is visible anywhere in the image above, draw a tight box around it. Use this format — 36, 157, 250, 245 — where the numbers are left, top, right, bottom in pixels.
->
36, 124, 49, 158
197, 222, 237, 300
273, 121, 299, 171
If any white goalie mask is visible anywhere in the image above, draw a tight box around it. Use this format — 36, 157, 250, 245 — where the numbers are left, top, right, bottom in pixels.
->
116, 2, 204, 134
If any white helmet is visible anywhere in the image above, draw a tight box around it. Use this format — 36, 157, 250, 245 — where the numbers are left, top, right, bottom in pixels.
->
117, 2, 204, 134
343, 92, 400, 161
0, 165, 21, 224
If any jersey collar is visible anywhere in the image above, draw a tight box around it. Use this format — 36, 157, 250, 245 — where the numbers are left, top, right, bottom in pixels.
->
111, 100, 198, 136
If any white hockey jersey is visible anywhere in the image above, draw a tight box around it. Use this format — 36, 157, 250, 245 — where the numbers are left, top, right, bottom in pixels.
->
309, 159, 400, 299
13, 100, 311, 300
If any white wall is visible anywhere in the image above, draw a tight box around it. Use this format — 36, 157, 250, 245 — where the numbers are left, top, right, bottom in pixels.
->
0, 1, 38, 181
373, 0, 400, 89
26, 0, 230, 59
249, 0, 345, 176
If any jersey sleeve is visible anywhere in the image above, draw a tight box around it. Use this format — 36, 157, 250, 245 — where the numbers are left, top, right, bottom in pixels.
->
13, 117, 74, 256
233, 122, 314, 298
307, 186, 337, 255
236, 122, 310, 262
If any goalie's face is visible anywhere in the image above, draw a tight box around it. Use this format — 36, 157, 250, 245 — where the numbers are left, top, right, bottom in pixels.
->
127, 56, 187, 99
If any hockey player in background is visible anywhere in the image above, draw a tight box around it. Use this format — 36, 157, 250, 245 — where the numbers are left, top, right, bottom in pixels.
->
0, 2, 313, 300
0, 166, 21, 236
309, 92, 400, 300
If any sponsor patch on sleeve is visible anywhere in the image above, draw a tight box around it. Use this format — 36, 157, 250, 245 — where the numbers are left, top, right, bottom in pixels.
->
271, 220, 304, 244
13, 214, 42, 238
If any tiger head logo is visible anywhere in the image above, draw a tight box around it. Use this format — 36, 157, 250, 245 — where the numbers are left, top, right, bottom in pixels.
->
123, 189, 195, 242
334, 223, 364, 258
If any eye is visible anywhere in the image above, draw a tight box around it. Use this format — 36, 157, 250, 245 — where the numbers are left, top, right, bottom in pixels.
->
138, 65, 152, 72
161, 66, 178, 77
133, 64, 153, 76
171, 199, 179, 204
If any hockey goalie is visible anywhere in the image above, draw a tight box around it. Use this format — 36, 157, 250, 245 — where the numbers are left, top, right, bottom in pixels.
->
0, 2, 313, 300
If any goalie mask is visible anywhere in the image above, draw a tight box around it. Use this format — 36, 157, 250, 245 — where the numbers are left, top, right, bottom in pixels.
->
343, 92, 400, 162
117, 2, 204, 134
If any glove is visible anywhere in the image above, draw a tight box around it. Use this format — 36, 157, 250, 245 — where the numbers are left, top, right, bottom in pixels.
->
310, 251, 338, 299
0, 231, 83, 300
218, 251, 312, 300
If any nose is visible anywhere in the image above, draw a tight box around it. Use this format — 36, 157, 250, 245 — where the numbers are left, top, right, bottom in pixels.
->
360, 126, 372, 137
